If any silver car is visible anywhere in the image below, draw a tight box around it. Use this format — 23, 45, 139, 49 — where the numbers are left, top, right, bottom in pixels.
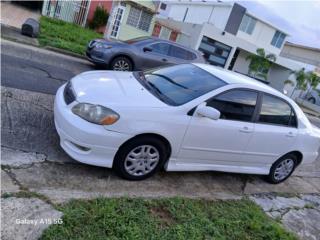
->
86, 37, 205, 71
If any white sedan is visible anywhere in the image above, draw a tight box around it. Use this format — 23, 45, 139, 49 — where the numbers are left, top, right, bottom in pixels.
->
54, 64, 320, 183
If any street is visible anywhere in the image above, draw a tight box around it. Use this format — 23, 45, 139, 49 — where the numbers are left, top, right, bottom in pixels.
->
1, 40, 320, 240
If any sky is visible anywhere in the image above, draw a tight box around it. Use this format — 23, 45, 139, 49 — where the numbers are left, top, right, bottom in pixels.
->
238, 0, 320, 49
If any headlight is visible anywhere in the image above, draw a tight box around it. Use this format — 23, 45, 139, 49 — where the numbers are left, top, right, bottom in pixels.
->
95, 43, 112, 49
72, 103, 119, 125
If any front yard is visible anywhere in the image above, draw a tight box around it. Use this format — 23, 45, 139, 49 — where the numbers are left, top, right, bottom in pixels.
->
41, 197, 296, 240
38, 16, 102, 55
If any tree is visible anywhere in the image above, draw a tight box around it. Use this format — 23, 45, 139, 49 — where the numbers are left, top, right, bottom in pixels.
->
285, 69, 319, 97
308, 72, 320, 90
89, 6, 109, 31
246, 48, 276, 80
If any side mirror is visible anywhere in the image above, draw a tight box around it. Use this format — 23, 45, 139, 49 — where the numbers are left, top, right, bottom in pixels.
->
196, 105, 220, 120
143, 46, 152, 52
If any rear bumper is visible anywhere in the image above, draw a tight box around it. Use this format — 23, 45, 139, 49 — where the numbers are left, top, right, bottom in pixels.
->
54, 85, 132, 168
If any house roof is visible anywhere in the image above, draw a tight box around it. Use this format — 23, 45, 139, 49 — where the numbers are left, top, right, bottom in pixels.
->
284, 42, 320, 52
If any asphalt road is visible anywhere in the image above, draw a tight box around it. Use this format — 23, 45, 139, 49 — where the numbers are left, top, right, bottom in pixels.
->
1, 40, 94, 95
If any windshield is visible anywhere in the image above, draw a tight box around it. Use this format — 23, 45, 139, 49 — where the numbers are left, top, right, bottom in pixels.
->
134, 64, 227, 106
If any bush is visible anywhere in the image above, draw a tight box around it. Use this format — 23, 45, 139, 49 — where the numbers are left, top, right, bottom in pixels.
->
89, 6, 109, 30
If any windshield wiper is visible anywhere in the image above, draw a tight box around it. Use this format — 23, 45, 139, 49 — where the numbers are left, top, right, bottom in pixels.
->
147, 73, 194, 91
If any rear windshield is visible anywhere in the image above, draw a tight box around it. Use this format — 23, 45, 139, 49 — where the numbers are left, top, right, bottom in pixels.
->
134, 64, 227, 106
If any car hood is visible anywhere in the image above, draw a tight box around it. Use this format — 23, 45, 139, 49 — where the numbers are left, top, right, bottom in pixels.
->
92, 38, 127, 47
71, 71, 167, 108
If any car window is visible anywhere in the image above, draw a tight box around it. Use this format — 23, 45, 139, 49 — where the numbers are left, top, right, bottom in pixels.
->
169, 46, 194, 60
150, 43, 170, 55
207, 89, 258, 122
258, 94, 297, 127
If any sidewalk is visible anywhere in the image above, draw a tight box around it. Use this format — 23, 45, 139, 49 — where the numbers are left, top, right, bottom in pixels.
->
0, 1, 40, 28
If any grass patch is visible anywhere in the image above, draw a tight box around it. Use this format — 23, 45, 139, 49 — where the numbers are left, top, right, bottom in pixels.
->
41, 197, 297, 240
38, 16, 102, 55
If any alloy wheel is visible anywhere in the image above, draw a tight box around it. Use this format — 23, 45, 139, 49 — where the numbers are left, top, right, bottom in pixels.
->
113, 60, 130, 71
124, 145, 160, 176
274, 159, 294, 181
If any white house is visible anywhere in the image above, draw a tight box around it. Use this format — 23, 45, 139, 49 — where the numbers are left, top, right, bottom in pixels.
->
155, 1, 304, 94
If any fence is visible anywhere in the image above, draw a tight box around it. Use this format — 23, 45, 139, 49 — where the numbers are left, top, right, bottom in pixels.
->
42, 0, 90, 27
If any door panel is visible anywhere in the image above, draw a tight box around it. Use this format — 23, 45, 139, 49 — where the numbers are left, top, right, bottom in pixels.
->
243, 93, 298, 166
139, 43, 173, 69
243, 124, 297, 165
178, 89, 259, 167
179, 117, 254, 165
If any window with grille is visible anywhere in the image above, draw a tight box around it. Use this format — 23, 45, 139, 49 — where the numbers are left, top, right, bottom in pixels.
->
127, 6, 153, 32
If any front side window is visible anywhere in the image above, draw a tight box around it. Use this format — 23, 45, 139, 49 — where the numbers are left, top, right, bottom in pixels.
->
271, 31, 286, 48
258, 94, 296, 127
207, 89, 258, 122
126, 6, 152, 32
239, 14, 256, 35
169, 46, 190, 60
134, 64, 226, 106
150, 43, 170, 55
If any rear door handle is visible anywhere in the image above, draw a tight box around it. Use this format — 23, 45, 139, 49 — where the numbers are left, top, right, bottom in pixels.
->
162, 58, 168, 62
239, 126, 253, 133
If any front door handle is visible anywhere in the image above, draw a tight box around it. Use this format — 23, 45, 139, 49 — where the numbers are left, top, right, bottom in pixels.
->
286, 132, 295, 137
239, 126, 253, 133
162, 58, 168, 62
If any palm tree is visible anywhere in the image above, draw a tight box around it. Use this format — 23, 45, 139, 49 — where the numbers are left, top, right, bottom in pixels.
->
308, 72, 320, 90
246, 48, 277, 80
284, 68, 308, 97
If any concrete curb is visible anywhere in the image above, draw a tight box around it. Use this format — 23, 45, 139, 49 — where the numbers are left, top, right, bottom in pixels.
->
43, 46, 87, 60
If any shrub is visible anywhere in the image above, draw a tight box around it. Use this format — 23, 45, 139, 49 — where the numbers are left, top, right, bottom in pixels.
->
89, 6, 109, 30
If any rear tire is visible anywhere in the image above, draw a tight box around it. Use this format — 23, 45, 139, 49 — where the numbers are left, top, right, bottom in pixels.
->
266, 154, 297, 184
110, 56, 133, 71
308, 97, 316, 104
113, 136, 167, 180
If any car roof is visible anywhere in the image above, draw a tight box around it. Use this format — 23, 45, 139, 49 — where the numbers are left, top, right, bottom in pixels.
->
140, 37, 202, 55
194, 63, 281, 95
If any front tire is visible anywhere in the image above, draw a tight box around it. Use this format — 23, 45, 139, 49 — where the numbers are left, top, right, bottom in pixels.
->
110, 56, 133, 71
113, 137, 167, 180
266, 154, 297, 184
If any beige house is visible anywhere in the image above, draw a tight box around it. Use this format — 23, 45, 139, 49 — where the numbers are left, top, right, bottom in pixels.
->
105, 1, 157, 41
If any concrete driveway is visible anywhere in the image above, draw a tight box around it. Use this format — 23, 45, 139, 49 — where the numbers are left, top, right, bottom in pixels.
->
1, 40, 320, 240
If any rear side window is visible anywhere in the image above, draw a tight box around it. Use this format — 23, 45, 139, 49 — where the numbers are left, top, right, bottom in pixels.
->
150, 43, 170, 55
258, 94, 297, 127
169, 46, 196, 60
207, 89, 258, 122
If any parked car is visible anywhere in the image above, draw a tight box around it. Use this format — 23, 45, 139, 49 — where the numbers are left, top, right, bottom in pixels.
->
86, 37, 205, 71
54, 63, 320, 183
305, 89, 320, 106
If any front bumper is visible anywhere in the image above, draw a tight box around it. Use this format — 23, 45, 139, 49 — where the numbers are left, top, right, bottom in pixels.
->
54, 84, 132, 168
86, 48, 107, 65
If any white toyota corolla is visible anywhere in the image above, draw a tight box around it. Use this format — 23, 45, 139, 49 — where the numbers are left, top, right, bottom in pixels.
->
54, 63, 320, 183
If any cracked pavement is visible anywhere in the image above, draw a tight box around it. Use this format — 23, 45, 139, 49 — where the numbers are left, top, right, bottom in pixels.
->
1, 40, 320, 240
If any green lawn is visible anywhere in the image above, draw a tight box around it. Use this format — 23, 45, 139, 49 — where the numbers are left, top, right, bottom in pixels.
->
38, 16, 102, 55
41, 197, 296, 240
